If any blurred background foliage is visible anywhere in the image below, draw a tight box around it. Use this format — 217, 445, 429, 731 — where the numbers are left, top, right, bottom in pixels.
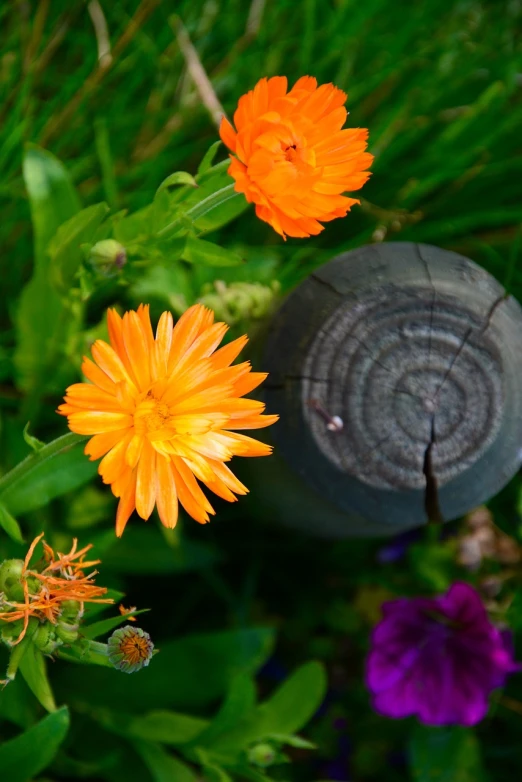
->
1, 0, 522, 780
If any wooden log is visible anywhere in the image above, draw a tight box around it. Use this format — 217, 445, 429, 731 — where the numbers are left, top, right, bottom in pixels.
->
258, 242, 522, 537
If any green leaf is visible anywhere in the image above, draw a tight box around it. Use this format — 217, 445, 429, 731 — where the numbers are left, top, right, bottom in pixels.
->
266, 733, 316, 749
0, 706, 69, 782
134, 740, 198, 782
19, 644, 57, 713
197, 141, 222, 176
49, 202, 110, 291
0, 432, 96, 516
55, 628, 275, 712
409, 725, 485, 782
182, 237, 243, 267
259, 661, 326, 735
22, 422, 45, 452
14, 145, 82, 394
201, 760, 233, 782
128, 710, 209, 745
205, 662, 326, 758
100, 526, 220, 574
21, 145, 81, 269
83, 609, 149, 640
195, 673, 257, 746
0, 502, 24, 543
156, 171, 198, 193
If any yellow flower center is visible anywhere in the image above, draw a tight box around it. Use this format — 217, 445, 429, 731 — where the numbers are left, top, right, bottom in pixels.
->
134, 395, 172, 435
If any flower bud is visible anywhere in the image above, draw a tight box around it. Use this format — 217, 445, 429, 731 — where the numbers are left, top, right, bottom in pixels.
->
0, 559, 26, 601
33, 622, 63, 655
89, 239, 127, 277
247, 743, 276, 768
108, 625, 154, 673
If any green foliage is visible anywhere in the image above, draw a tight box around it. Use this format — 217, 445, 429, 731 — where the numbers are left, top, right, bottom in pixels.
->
18, 643, 57, 713
0, 706, 69, 782
409, 725, 487, 782
0, 432, 94, 516
1, 2, 522, 781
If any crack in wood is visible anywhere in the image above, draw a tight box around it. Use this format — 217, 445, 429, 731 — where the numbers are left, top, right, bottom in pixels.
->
423, 415, 444, 524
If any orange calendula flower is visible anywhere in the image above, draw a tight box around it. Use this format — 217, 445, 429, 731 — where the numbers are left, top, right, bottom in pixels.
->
0, 534, 112, 645
219, 75, 373, 239
58, 304, 278, 536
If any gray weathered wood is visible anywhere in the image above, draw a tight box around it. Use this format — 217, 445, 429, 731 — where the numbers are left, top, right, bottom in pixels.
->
261, 242, 522, 537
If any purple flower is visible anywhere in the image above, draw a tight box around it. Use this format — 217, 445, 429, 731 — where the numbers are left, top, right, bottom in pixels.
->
366, 582, 519, 726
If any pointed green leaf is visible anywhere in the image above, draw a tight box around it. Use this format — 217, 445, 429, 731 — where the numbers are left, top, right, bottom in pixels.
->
266, 733, 316, 749
134, 740, 198, 782
157, 171, 198, 193
206, 661, 326, 757
83, 609, 149, 640
22, 422, 45, 452
259, 661, 326, 735
195, 673, 256, 746
197, 141, 222, 176
0, 432, 96, 516
49, 202, 110, 291
14, 146, 82, 394
22, 145, 81, 268
0, 502, 24, 542
182, 237, 243, 267
0, 706, 69, 782
19, 644, 57, 713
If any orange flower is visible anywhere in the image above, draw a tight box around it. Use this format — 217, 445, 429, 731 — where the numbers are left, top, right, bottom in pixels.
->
58, 304, 278, 536
0, 534, 112, 645
219, 75, 373, 239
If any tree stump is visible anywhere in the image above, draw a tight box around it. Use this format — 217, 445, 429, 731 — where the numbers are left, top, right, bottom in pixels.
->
261, 242, 522, 537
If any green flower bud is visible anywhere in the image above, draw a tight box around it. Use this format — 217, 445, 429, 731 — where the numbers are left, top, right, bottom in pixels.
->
33, 622, 63, 655
56, 619, 80, 644
0, 559, 26, 601
108, 625, 154, 673
1, 619, 24, 646
89, 239, 127, 277
59, 600, 82, 624
247, 743, 276, 768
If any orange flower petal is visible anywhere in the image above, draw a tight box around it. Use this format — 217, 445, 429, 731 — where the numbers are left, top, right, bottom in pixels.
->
59, 304, 277, 535
135, 440, 156, 520
155, 454, 178, 529
221, 75, 372, 238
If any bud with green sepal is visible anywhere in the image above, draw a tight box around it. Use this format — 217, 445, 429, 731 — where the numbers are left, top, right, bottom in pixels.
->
88, 239, 127, 278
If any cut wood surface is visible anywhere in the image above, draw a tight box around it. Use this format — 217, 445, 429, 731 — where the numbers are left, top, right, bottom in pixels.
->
263, 242, 522, 537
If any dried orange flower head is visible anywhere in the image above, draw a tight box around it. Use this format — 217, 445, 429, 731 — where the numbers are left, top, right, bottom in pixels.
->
0, 533, 112, 645
219, 75, 373, 239
58, 304, 278, 536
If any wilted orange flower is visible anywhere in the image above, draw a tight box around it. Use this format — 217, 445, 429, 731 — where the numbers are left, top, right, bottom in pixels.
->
58, 304, 278, 536
219, 75, 373, 239
0, 534, 112, 644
